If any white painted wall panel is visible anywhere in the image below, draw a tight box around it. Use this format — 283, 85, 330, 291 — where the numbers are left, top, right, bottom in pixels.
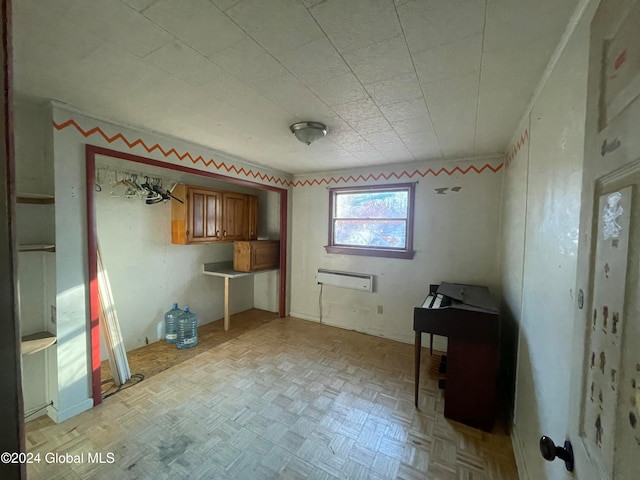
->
290, 159, 503, 346
96, 195, 241, 358
501, 3, 595, 477
254, 189, 280, 312
498, 120, 529, 416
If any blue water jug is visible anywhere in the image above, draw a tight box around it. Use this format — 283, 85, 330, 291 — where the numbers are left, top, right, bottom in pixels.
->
164, 303, 181, 343
177, 306, 198, 349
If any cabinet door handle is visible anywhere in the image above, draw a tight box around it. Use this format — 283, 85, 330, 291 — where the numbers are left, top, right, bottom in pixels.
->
216, 230, 219, 236
223, 230, 226, 236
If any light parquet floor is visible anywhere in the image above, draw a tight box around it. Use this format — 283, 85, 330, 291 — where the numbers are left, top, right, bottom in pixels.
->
100, 309, 280, 397
26, 316, 519, 480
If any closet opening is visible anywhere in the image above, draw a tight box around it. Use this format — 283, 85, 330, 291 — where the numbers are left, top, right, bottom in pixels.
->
85, 145, 288, 405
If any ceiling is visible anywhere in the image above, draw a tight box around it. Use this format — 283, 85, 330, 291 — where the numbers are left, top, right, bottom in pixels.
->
13, 0, 579, 174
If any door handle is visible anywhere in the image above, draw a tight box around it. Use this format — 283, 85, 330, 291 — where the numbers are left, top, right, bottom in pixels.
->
539, 436, 574, 472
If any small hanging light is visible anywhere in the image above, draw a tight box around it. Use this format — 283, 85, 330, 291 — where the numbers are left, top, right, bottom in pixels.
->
289, 121, 328, 145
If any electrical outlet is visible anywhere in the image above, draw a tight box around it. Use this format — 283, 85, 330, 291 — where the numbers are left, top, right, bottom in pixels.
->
377, 305, 383, 314
50, 305, 56, 324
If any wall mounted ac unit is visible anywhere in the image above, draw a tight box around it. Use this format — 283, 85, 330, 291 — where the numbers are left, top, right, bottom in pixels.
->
316, 269, 373, 292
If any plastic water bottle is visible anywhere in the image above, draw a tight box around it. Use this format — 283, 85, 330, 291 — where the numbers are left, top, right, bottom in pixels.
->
177, 306, 198, 349
164, 303, 181, 344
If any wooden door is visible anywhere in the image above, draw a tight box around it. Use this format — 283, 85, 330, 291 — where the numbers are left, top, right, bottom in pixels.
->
222, 192, 246, 241
188, 188, 221, 243
569, 1, 640, 478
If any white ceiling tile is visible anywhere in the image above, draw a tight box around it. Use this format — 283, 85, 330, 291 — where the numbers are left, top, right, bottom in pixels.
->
301, 0, 328, 7
374, 141, 415, 162
209, 38, 289, 87
364, 130, 403, 146
143, 0, 246, 56
307, 72, 369, 107
429, 97, 477, 131
350, 149, 387, 164
413, 34, 482, 84
13, 0, 581, 173
422, 71, 480, 108
60, 0, 173, 58
320, 116, 355, 136
398, 0, 486, 54
474, 84, 529, 154
257, 73, 329, 118
399, 131, 442, 160
479, 42, 551, 89
335, 135, 373, 151
332, 98, 383, 124
225, 0, 325, 55
429, 99, 477, 158
209, 0, 241, 11
144, 40, 230, 86
309, 0, 403, 54
205, 79, 280, 121
13, 5, 103, 71
483, 0, 578, 52
365, 72, 422, 107
277, 38, 350, 84
66, 43, 151, 90
396, 7, 440, 54
350, 115, 393, 135
342, 35, 414, 84
121, 0, 159, 12
391, 113, 434, 136
378, 98, 430, 123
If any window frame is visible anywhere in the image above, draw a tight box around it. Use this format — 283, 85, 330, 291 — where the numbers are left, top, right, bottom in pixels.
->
325, 182, 416, 259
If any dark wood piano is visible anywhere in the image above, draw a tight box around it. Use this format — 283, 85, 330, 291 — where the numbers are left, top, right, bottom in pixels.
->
414, 282, 499, 431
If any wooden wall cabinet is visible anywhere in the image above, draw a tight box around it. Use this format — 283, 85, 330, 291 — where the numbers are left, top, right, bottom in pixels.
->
189, 187, 222, 243
222, 192, 246, 241
246, 194, 258, 240
171, 184, 258, 245
233, 240, 280, 272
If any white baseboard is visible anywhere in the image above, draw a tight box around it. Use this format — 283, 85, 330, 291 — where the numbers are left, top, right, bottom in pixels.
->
288, 311, 443, 347
289, 311, 319, 323
511, 423, 529, 480
49, 397, 93, 423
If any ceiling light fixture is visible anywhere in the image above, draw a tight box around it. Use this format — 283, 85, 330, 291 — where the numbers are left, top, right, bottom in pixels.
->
289, 121, 327, 145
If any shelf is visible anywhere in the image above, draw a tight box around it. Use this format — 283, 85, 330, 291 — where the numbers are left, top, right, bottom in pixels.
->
17, 193, 54, 204
18, 244, 55, 253
21, 331, 56, 356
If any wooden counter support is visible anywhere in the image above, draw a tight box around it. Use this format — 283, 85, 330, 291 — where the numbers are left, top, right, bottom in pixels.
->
203, 261, 279, 332
224, 277, 230, 331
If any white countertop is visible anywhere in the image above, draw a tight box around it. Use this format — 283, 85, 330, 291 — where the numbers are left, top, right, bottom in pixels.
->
202, 261, 279, 278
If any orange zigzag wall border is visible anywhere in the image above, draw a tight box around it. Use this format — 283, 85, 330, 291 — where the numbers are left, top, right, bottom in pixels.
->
505, 129, 529, 168
54, 119, 504, 187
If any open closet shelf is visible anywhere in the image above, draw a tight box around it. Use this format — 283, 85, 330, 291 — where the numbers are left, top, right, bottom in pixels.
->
21, 331, 56, 356
17, 193, 54, 204
18, 244, 56, 253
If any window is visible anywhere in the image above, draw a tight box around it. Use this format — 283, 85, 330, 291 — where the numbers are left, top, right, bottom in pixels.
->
326, 183, 415, 259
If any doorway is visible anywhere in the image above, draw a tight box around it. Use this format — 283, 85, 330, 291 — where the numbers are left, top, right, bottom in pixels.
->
85, 145, 288, 405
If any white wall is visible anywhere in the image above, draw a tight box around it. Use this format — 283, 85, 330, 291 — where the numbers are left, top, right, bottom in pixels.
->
49, 104, 291, 421
96, 186, 251, 358
500, 2, 596, 478
289, 159, 503, 346
253, 189, 281, 312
